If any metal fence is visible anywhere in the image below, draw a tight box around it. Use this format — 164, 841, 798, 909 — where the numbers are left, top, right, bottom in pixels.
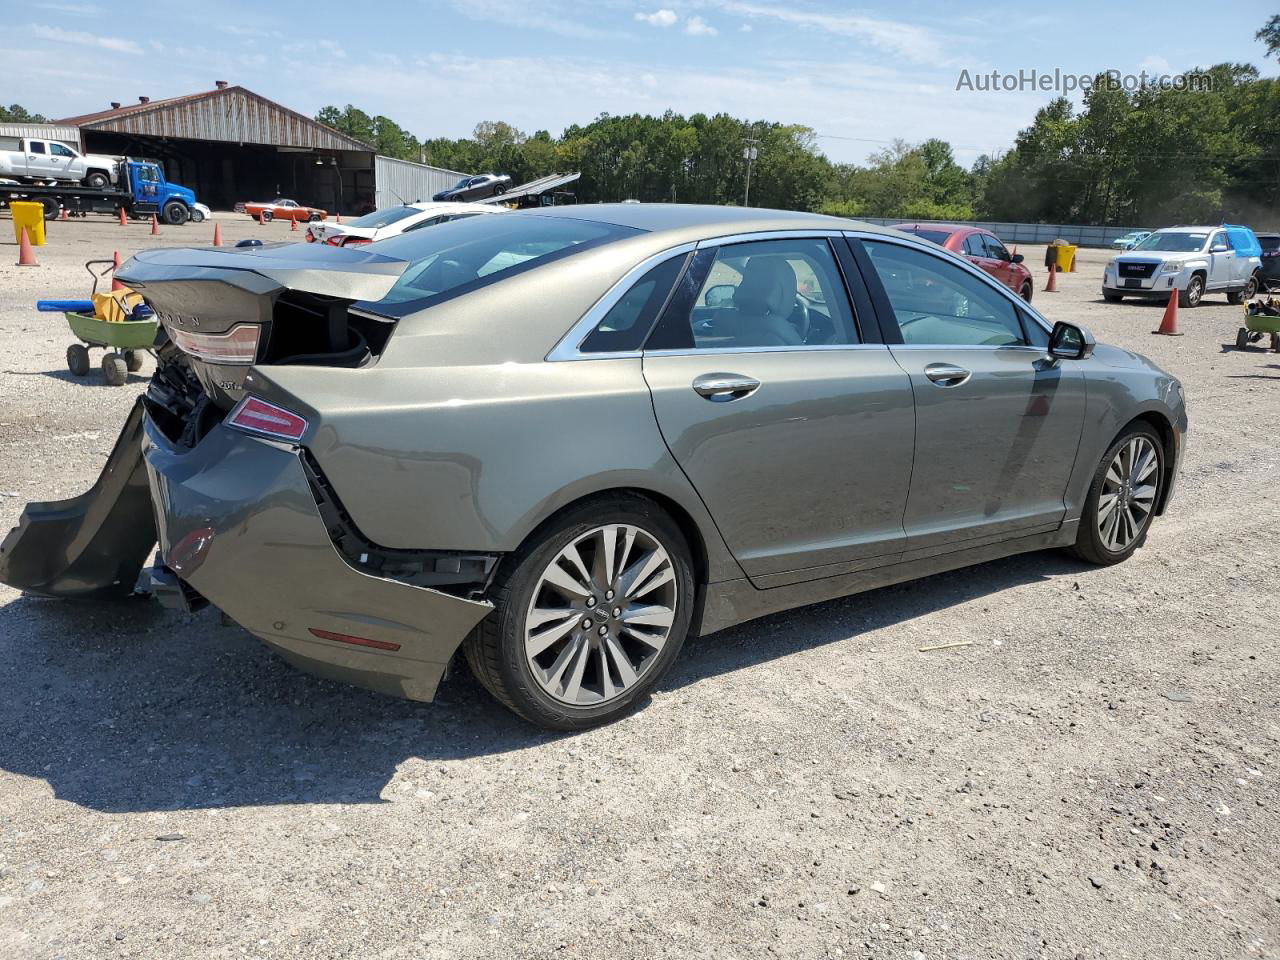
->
374, 156, 471, 208
855, 217, 1147, 248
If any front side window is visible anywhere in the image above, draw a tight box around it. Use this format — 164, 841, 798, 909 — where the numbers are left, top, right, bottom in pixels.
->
580, 255, 686, 353
984, 235, 1011, 261
1209, 231, 1230, 251
681, 238, 858, 349
863, 240, 1024, 347
963, 235, 987, 257
50, 143, 75, 158
366, 213, 642, 316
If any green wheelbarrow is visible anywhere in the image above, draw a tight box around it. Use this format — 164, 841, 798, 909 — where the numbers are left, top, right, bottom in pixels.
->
37, 259, 160, 386
1236, 295, 1280, 353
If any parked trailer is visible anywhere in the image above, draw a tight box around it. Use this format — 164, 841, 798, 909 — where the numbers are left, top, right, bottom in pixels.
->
0, 158, 199, 225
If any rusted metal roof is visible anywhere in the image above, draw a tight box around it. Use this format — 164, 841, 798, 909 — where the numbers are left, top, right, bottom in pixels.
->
58, 86, 372, 152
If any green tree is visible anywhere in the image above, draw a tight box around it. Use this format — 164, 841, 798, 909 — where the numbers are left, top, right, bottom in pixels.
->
0, 104, 48, 123
1258, 14, 1280, 60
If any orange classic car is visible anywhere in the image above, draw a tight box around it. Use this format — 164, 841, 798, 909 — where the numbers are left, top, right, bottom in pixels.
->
242, 198, 327, 222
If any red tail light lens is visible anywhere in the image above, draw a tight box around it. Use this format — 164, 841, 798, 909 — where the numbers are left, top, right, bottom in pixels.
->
341, 236, 372, 246
169, 323, 260, 364
325, 235, 343, 246
227, 396, 308, 442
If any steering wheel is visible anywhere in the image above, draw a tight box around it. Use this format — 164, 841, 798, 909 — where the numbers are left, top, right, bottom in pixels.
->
789, 295, 811, 342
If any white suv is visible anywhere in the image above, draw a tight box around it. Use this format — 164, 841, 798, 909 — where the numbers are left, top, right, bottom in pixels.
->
1103, 225, 1262, 308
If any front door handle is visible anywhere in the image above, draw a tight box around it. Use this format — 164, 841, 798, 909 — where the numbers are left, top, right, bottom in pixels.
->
692, 373, 761, 402
924, 363, 971, 387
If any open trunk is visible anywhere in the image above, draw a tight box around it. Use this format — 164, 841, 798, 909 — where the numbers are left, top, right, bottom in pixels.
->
0, 243, 410, 599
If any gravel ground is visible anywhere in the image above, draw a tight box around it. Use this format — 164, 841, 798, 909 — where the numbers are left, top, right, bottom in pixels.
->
1, 216, 1278, 960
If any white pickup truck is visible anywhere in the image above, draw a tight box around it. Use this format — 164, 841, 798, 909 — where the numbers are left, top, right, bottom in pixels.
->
0, 138, 121, 188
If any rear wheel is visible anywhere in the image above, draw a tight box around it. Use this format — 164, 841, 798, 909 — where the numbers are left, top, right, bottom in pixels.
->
261, 210, 273, 222
1179, 275, 1203, 308
38, 196, 59, 220
66, 344, 90, 376
308, 213, 321, 222
1228, 274, 1259, 305
1068, 424, 1164, 566
101, 352, 128, 386
464, 495, 695, 730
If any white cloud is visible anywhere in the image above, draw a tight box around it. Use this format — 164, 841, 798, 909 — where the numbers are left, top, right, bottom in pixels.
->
685, 15, 717, 36
635, 9, 678, 27
641, 72, 658, 88
30, 23, 141, 55
451, 0, 617, 39
708, 1, 952, 64
1138, 55, 1171, 75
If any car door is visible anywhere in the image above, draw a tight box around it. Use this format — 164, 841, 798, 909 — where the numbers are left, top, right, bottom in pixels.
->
853, 234, 1086, 553
49, 142, 79, 180
24, 140, 54, 178
962, 233, 997, 280
981, 234, 1017, 291
640, 232, 916, 586
1207, 231, 1233, 289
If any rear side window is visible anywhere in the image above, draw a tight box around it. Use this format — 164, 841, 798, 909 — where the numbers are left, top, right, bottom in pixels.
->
899, 227, 953, 246
367, 214, 643, 316
28, 141, 46, 154
1259, 235, 1280, 252
963, 235, 987, 257
580, 255, 686, 353
862, 240, 1024, 346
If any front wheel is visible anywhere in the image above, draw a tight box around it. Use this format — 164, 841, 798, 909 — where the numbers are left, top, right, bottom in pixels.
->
463, 495, 695, 730
101, 352, 128, 386
123, 350, 144, 372
1102, 291, 1124, 303
1019, 281, 1033, 302
67, 344, 90, 376
308, 213, 321, 222
163, 202, 188, 226
84, 171, 110, 190
1178, 275, 1203, 308
1068, 424, 1164, 566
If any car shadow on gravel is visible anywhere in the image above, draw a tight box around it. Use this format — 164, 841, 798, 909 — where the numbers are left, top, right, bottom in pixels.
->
0, 550, 1084, 814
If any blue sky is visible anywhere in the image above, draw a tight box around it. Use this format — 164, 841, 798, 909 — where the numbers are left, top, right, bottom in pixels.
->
10, 0, 1278, 166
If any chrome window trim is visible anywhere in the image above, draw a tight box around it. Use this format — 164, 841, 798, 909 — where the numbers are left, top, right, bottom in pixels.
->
843, 229, 1055, 339
645, 343, 889, 357
695, 229, 846, 249
887, 343, 1045, 352
546, 242, 696, 362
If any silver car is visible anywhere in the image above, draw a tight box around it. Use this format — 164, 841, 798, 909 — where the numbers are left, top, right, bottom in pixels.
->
0, 205, 1187, 730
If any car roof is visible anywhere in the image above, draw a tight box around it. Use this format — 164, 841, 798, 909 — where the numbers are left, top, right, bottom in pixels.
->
893, 222, 976, 235
407, 201, 507, 214
516, 202, 903, 244
1153, 226, 1219, 233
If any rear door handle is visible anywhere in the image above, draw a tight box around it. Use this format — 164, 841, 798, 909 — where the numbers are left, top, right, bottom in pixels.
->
924, 363, 971, 387
692, 373, 760, 402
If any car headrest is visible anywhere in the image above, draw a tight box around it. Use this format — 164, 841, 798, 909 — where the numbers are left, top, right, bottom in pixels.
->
734, 256, 797, 318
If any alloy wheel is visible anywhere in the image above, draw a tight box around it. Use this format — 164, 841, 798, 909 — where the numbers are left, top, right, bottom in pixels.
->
1097, 436, 1158, 552
524, 523, 678, 707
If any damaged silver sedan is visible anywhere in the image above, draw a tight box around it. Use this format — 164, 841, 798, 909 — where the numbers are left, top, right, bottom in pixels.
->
0, 205, 1187, 729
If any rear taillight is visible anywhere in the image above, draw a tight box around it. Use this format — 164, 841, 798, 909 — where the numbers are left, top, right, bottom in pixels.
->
341, 236, 372, 246
227, 396, 308, 442
325, 235, 343, 246
169, 323, 260, 364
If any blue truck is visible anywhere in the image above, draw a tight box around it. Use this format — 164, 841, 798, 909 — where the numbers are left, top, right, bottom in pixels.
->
0, 158, 198, 224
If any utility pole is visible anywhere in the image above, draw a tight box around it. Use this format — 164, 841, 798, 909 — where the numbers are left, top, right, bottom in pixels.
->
742, 130, 760, 207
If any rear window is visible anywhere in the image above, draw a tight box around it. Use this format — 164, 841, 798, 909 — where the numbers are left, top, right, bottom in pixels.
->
346, 205, 421, 229
364, 214, 643, 315
1259, 235, 1280, 251
898, 227, 953, 246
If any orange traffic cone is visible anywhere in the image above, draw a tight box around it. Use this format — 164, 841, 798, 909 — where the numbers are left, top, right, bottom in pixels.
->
118, 206, 127, 226
111, 250, 124, 291
212, 222, 222, 246
1043, 262, 1058, 293
59, 206, 68, 221
335, 212, 341, 224
150, 214, 160, 236
1152, 288, 1183, 336
15, 227, 39, 266
256, 212, 263, 225
290, 217, 298, 232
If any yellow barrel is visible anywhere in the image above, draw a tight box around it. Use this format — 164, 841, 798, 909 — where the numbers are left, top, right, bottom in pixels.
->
1054, 243, 1077, 272
11, 201, 46, 246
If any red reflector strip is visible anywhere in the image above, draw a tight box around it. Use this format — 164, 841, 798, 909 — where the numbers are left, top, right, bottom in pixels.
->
169, 323, 260, 364
227, 396, 308, 441
308, 628, 401, 651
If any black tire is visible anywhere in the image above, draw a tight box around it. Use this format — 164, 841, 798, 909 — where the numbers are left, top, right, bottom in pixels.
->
101, 352, 128, 386
1178, 275, 1203, 308
124, 350, 144, 372
308, 213, 321, 222
38, 196, 59, 220
493, 184, 507, 196
1067, 423, 1164, 566
463, 494, 696, 730
1102, 292, 1124, 303
1236, 327, 1251, 349
1228, 274, 1258, 305
66, 344, 90, 376
163, 202, 188, 226
261, 210, 273, 222
84, 171, 110, 190
1019, 282, 1033, 302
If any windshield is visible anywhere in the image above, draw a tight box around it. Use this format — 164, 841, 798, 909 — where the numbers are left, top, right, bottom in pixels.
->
345, 205, 421, 229
451, 178, 471, 189
1132, 232, 1208, 253
898, 227, 953, 246
365, 214, 643, 315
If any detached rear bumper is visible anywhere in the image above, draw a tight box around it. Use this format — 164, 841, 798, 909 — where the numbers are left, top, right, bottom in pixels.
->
142, 417, 492, 701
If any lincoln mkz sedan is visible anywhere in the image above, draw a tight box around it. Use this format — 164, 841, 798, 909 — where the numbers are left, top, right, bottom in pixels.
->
0, 205, 1187, 730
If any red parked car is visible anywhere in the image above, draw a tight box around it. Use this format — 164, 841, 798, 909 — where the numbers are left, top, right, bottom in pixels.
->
894, 223, 1034, 301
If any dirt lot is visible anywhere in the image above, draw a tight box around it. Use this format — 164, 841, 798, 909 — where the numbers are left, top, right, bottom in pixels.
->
0, 215, 1277, 960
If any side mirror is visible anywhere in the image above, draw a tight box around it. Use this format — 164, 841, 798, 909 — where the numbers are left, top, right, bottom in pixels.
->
704, 283, 736, 308
1048, 320, 1095, 360
1011, 253, 1025, 264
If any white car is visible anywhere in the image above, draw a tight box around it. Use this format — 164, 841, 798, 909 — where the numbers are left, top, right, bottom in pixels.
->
190, 202, 211, 223
1103, 225, 1263, 308
306, 201, 508, 246
0, 138, 120, 188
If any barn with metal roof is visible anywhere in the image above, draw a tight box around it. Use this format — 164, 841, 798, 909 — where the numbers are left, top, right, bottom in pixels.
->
58, 82, 376, 213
